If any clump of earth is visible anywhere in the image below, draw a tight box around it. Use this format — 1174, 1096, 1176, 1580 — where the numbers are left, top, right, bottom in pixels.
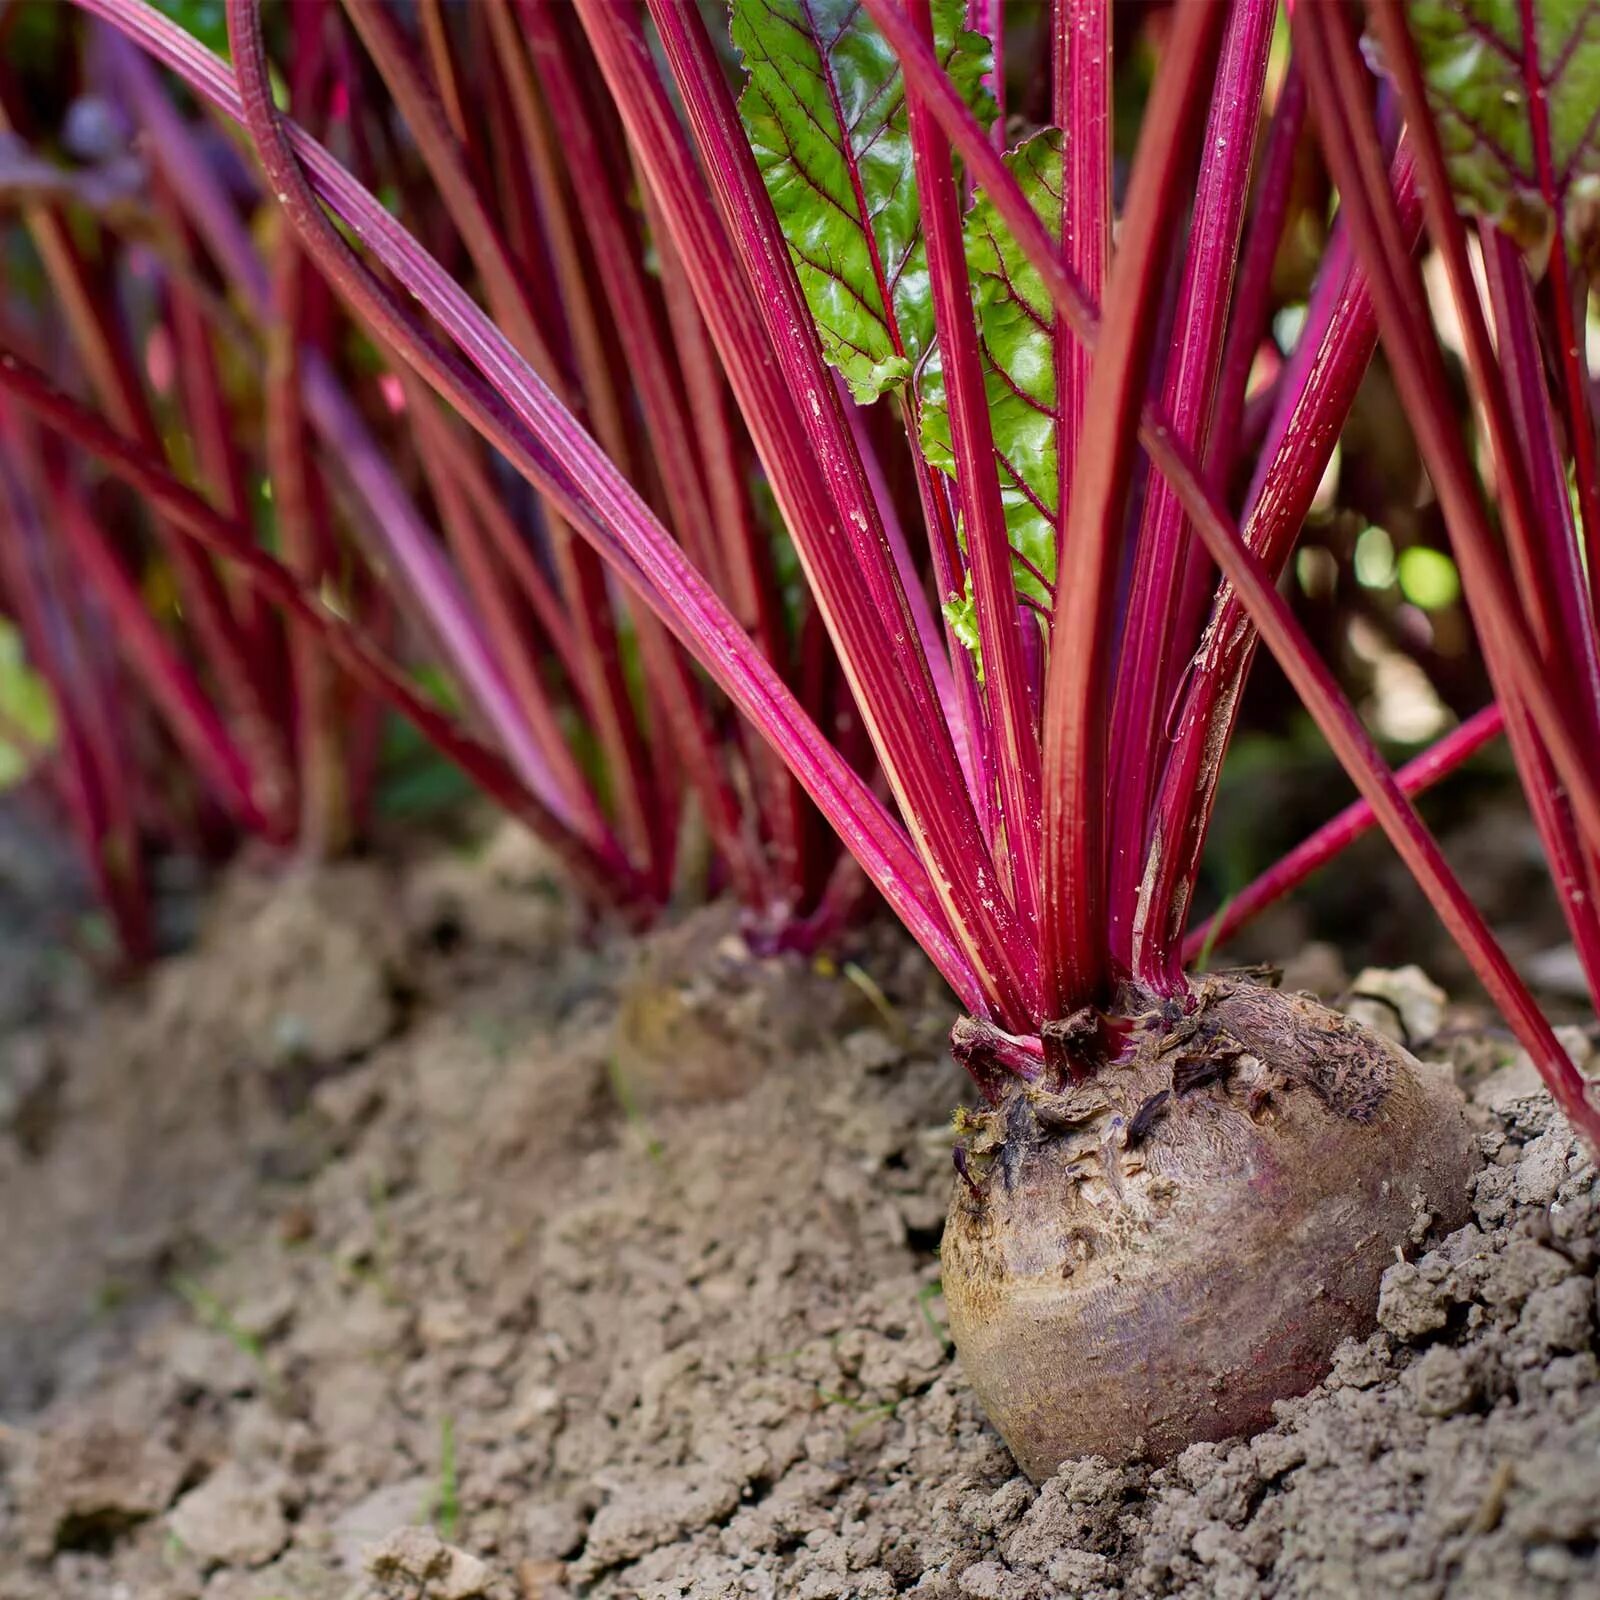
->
0, 827, 1596, 1598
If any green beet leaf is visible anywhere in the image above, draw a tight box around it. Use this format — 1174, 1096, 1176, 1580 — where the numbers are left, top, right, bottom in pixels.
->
1403, 0, 1600, 264
732, 0, 994, 403
918, 129, 1061, 602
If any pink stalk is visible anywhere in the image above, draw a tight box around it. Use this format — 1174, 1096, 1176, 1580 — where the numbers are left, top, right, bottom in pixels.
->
734, 0, 983, 767
1164, 62, 1308, 730
516, 0, 774, 907
1365, 3, 1596, 712
1207, 64, 1307, 485
339, 576, 390, 838
1166, 478, 1594, 1137
1479, 233, 1600, 998
1143, 160, 1422, 978
38, 443, 267, 833
163, 248, 250, 522
0, 443, 154, 961
405, 403, 587, 694
403, 377, 614, 856
268, 1, 348, 855
1299, 21, 1600, 1075
340, 0, 560, 383
844, 395, 975, 795
0, 349, 641, 906
417, 0, 475, 168
905, 0, 1042, 924
557, 553, 671, 887
518, 0, 712, 564
1183, 704, 1506, 962
474, 0, 672, 884
267, 228, 350, 856
477, 7, 545, 283
908, 427, 991, 828
681, 0, 986, 833
651, 208, 779, 659
92, 0, 984, 1009
484, 2, 625, 463
614, 0, 1041, 1021
1509, 0, 1600, 624
160, 251, 282, 694
351, 0, 671, 878
1036, 0, 1228, 1021
577, 0, 969, 898
101, 30, 592, 849
1368, 7, 1600, 844
309, 364, 608, 843
0, 103, 293, 834
1281, 1, 1597, 1134
1297, 6, 1600, 856
1053, 0, 1110, 533
1107, 0, 1274, 968
489, 24, 684, 890
967, 0, 1004, 137
95, 0, 1591, 1132
653, 210, 810, 899
869, 0, 1593, 1138
1480, 235, 1600, 729
634, 619, 767, 908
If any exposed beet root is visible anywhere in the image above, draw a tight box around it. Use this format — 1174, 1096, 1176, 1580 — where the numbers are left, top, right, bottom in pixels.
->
941, 978, 1476, 1478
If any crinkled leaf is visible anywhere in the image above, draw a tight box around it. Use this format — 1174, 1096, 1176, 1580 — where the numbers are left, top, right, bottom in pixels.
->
919, 130, 1061, 602
732, 0, 994, 402
1403, 0, 1600, 263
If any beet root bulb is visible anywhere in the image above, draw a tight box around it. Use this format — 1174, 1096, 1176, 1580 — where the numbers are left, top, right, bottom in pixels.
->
941, 979, 1476, 1478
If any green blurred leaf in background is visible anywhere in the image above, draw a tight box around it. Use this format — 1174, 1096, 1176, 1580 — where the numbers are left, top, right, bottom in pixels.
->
0, 619, 57, 791
1404, 0, 1600, 264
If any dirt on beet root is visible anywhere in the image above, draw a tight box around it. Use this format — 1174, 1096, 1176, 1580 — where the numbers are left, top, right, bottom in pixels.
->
1, 825, 1598, 1600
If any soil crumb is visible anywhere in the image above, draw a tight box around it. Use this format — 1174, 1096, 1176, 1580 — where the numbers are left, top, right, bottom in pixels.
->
1, 838, 1597, 1598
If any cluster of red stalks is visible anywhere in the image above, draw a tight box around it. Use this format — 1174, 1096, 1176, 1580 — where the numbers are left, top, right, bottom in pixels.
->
0, 0, 1596, 1148
0, 0, 864, 955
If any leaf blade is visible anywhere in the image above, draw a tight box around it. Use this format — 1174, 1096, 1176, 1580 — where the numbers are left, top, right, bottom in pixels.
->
1404, 0, 1600, 259
733, 0, 993, 401
918, 129, 1062, 600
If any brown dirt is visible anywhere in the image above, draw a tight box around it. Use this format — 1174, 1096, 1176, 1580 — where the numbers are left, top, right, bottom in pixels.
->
0, 832, 1597, 1599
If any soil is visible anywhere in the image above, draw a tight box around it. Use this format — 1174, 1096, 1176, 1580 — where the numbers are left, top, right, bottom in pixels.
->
1, 822, 1597, 1599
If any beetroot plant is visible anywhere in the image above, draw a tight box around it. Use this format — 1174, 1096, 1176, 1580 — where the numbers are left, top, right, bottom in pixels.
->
0, 0, 862, 953
11, 0, 1600, 1474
